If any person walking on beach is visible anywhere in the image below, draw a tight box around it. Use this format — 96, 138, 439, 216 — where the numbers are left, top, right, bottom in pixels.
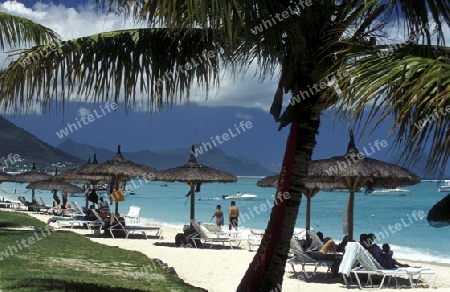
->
229, 201, 239, 231
211, 205, 224, 227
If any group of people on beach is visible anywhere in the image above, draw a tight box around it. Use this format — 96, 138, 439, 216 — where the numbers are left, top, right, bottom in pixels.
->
210, 201, 239, 231
295, 231, 408, 275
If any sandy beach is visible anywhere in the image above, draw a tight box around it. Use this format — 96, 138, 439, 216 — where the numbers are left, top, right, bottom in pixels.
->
11, 210, 447, 292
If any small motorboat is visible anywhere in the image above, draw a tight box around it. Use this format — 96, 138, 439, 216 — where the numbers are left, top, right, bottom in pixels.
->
438, 180, 450, 192
369, 188, 410, 196
222, 192, 257, 200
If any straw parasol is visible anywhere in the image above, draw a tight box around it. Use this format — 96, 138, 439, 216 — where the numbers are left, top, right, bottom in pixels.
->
56, 155, 111, 208
13, 162, 51, 202
77, 145, 157, 214
307, 130, 421, 241
427, 194, 450, 228
257, 172, 346, 241
155, 145, 237, 222
27, 170, 84, 207
0, 171, 13, 182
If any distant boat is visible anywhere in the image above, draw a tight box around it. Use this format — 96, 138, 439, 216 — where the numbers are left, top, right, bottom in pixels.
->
369, 188, 410, 196
438, 180, 450, 192
222, 192, 257, 200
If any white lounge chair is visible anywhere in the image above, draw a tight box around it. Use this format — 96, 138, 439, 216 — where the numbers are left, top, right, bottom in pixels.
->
51, 212, 104, 232
247, 234, 262, 251
123, 205, 141, 223
201, 223, 241, 237
188, 219, 244, 249
288, 237, 334, 277
108, 214, 163, 239
339, 242, 437, 289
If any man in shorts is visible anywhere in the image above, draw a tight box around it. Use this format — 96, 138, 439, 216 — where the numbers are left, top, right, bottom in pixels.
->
229, 201, 239, 231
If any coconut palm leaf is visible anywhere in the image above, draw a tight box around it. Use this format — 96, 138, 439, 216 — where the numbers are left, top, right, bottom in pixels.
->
0, 28, 228, 112
326, 41, 450, 175
0, 11, 60, 50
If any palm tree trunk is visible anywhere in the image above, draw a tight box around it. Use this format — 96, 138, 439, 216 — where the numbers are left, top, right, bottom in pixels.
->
237, 109, 320, 291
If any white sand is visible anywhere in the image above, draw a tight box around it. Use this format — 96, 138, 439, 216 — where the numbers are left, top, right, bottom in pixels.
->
9, 210, 450, 291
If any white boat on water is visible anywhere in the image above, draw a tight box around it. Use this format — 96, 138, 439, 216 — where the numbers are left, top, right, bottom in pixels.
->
369, 188, 410, 196
438, 180, 450, 192
222, 192, 257, 200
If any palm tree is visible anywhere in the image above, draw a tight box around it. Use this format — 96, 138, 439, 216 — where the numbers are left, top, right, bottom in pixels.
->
0, 1, 449, 291
0, 11, 59, 50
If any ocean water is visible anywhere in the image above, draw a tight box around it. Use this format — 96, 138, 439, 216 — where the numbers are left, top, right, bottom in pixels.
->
1, 178, 450, 265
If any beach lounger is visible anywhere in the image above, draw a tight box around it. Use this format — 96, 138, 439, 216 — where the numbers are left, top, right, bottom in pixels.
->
247, 234, 262, 251
201, 223, 241, 237
50, 214, 104, 232
288, 237, 334, 277
123, 205, 141, 223
307, 230, 325, 251
339, 242, 437, 289
17, 196, 41, 212
108, 214, 163, 239
188, 219, 244, 249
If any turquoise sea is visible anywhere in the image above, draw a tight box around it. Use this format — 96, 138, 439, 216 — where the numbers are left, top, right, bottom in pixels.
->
1, 178, 449, 265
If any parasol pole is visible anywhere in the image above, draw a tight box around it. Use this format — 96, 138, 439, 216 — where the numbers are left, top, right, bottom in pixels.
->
347, 191, 355, 241
189, 182, 196, 221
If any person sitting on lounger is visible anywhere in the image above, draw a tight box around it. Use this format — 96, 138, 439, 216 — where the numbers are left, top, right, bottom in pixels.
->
366, 234, 409, 269
308, 233, 342, 275
381, 243, 409, 268
98, 197, 110, 220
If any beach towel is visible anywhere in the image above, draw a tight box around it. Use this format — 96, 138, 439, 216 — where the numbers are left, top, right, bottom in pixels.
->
339, 242, 378, 276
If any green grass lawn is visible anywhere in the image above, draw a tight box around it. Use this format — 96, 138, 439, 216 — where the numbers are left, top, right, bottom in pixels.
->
0, 210, 205, 292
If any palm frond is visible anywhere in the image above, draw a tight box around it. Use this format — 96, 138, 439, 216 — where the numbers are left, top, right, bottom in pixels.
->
0, 28, 227, 112
327, 44, 450, 175
0, 11, 60, 50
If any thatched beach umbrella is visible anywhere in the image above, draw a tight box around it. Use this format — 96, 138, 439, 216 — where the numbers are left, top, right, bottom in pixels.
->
13, 162, 51, 202
307, 131, 420, 241
257, 173, 346, 241
0, 171, 13, 182
56, 155, 110, 208
77, 145, 157, 214
427, 194, 450, 228
27, 172, 84, 207
155, 145, 237, 222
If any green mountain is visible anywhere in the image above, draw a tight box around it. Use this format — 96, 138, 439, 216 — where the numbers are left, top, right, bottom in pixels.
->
0, 116, 82, 171
57, 139, 274, 176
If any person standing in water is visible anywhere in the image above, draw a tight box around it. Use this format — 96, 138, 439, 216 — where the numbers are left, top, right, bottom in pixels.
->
211, 205, 224, 227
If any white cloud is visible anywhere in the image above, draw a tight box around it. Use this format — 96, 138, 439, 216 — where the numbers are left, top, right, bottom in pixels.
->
0, 1, 279, 113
